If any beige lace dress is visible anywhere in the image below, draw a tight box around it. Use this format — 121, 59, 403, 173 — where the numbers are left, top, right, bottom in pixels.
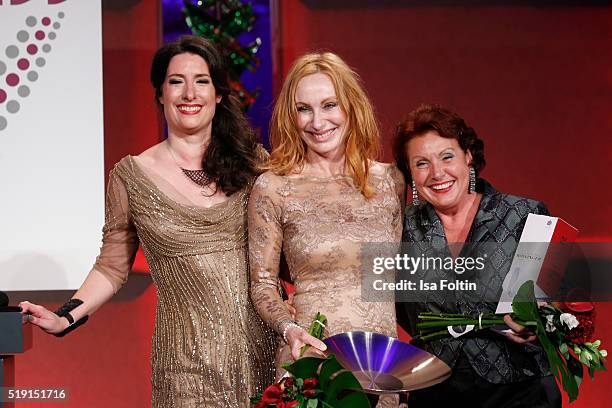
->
94, 156, 276, 407
248, 163, 405, 407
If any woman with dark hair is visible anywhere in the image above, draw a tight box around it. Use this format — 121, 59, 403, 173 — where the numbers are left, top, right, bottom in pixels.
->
20, 36, 276, 407
394, 104, 561, 407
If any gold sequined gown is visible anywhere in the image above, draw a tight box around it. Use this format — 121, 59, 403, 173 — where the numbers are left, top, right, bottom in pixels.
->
248, 163, 405, 408
94, 156, 276, 407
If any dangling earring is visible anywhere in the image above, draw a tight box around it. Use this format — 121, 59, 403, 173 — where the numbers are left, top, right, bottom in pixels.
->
411, 179, 420, 206
468, 166, 476, 194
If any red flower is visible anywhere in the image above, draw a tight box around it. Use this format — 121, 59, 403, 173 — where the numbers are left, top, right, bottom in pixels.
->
260, 384, 283, 405
562, 305, 596, 344
282, 377, 294, 388
303, 388, 317, 398
303, 378, 318, 389
267, 402, 299, 408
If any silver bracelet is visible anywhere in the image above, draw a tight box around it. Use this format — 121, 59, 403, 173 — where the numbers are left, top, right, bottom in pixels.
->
281, 321, 301, 344
277, 319, 295, 334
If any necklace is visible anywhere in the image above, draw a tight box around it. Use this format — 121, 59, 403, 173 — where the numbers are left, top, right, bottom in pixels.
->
166, 142, 212, 195
180, 168, 210, 187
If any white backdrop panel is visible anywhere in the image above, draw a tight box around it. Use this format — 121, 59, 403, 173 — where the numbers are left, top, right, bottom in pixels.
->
0, 0, 104, 291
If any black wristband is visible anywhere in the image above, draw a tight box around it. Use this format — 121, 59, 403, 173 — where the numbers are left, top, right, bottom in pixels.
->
54, 298, 83, 317
53, 299, 88, 337
62, 313, 75, 325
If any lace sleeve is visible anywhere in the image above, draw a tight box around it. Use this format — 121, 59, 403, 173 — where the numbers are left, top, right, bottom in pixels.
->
248, 172, 293, 334
389, 164, 406, 241
92, 168, 140, 293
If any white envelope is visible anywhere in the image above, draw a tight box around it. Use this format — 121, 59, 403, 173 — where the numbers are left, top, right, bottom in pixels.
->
495, 214, 578, 314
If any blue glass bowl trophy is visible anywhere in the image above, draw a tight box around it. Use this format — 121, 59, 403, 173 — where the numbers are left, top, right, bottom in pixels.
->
323, 332, 451, 397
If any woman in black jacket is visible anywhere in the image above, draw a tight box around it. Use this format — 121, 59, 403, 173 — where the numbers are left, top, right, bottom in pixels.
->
394, 104, 560, 408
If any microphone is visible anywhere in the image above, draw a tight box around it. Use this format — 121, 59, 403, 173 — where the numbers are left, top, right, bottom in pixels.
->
0, 291, 8, 307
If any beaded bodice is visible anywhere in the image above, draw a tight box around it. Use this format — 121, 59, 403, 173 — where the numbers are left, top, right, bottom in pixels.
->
114, 156, 248, 258
99, 156, 276, 407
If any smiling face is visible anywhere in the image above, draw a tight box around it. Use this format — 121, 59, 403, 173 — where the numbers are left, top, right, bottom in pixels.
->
406, 130, 473, 211
159, 52, 221, 136
294, 72, 347, 160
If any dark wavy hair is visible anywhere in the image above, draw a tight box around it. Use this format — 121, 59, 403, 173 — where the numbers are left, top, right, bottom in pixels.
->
150, 35, 261, 195
393, 104, 485, 184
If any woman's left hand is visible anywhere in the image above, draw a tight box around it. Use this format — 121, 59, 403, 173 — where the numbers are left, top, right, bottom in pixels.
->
503, 314, 537, 344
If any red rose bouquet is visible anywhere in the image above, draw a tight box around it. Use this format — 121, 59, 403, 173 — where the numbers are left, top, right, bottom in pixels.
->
416, 280, 606, 402
251, 313, 371, 408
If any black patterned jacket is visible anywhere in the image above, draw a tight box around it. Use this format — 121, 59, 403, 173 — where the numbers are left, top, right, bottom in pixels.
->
396, 179, 551, 384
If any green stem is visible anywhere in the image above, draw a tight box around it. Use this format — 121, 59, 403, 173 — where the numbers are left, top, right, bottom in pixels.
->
417, 319, 537, 334
417, 319, 507, 330
300, 312, 327, 358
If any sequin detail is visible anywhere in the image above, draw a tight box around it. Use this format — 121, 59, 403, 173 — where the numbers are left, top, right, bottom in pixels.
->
96, 156, 276, 407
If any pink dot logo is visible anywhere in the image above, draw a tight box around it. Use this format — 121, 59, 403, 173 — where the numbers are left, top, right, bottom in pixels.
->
18, 59, 30, 70
1, 10, 66, 133
6, 74, 20, 87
